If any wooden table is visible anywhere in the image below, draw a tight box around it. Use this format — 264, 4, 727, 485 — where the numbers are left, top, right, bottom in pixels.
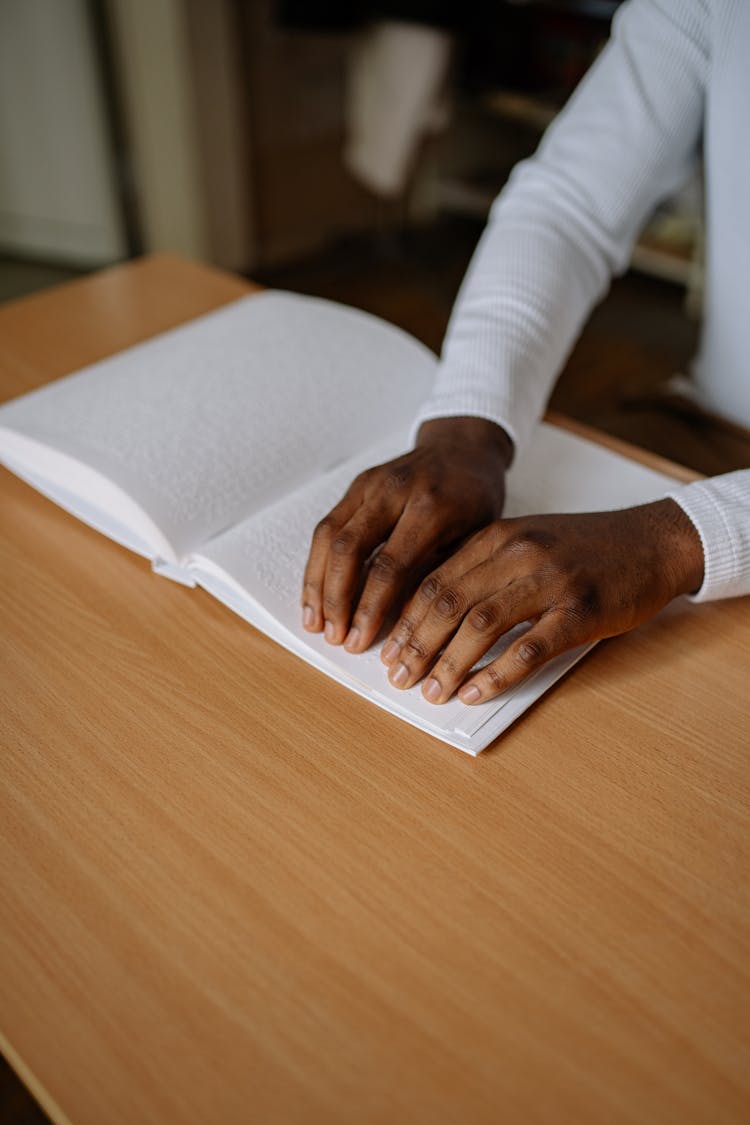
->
1, 254, 749, 1125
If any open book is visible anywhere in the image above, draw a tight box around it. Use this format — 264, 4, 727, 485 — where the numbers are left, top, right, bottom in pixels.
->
0, 291, 678, 754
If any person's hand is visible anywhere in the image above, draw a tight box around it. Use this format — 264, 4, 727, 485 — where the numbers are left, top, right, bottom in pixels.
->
301, 416, 513, 651
380, 499, 705, 704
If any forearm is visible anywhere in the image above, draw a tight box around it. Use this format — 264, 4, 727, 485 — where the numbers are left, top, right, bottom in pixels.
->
413, 0, 707, 454
413, 206, 611, 454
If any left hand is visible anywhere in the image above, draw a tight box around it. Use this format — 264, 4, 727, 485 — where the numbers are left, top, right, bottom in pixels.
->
380, 499, 704, 705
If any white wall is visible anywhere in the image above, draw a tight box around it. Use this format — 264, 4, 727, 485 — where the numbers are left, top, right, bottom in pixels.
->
0, 0, 127, 265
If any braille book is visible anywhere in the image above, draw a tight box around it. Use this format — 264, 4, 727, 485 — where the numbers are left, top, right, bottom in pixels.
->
0, 291, 676, 753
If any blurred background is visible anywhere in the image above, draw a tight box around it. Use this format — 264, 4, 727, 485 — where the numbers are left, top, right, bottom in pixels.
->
0, 3, 747, 1117
1, 0, 749, 456
5, 0, 748, 482
5, 0, 746, 479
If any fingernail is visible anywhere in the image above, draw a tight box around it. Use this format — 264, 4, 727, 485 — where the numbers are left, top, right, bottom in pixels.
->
324, 621, 335, 643
423, 677, 441, 703
459, 684, 481, 704
303, 605, 314, 628
381, 640, 399, 664
391, 662, 409, 687
344, 626, 360, 651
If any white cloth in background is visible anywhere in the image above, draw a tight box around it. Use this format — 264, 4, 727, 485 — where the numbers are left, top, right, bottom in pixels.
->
344, 20, 452, 197
412, 0, 750, 602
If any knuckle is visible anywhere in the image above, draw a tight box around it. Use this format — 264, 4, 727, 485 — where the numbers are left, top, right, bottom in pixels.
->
506, 527, 558, 557
330, 531, 358, 557
411, 484, 441, 515
434, 586, 465, 622
384, 464, 413, 492
484, 665, 507, 693
516, 636, 548, 667
468, 603, 498, 633
368, 550, 402, 582
418, 573, 444, 603
313, 515, 336, 540
394, 614, 417, 641
350, 468, 372, 490
404, 636, 430, 661
323, 594, 344, 615
478, 521, 502, 548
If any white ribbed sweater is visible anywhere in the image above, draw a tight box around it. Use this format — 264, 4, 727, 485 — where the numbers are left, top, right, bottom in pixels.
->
414, 0, 750, 601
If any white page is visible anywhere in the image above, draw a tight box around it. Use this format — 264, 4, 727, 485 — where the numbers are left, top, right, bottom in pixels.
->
0, 446, 157, 559
503, 423, 681, 516
0, 291, 435, 561
190, 423, 680, 754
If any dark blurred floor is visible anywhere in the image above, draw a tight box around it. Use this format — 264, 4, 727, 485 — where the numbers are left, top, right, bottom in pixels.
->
1, 217, 749, 1124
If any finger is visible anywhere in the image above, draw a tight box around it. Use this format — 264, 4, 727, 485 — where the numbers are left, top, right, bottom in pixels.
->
321, 502, 403, 644
386, 557, 514, 691
343, 502, 448, 654
381, 523, 501, 662
301, 494, 359, 632
457, 610, 577, 704
420, 575, 548, 703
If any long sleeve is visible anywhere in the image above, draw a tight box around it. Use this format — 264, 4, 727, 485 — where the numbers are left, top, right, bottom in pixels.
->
414, 0, 708, 451
665, 472, 750, 601
414, 0, 750, 602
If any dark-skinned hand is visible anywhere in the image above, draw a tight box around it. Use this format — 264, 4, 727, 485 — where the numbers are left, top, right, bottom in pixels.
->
380, 499, 705, 705
301, 416, 513, 652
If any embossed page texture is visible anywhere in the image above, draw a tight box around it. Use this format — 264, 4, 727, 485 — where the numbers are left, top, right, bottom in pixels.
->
0, 292, 436, 560
503, 424, 680, 517
190, 423, 679, 753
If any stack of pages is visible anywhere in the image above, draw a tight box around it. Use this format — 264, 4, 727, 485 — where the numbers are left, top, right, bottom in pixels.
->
0, 291, 677, 754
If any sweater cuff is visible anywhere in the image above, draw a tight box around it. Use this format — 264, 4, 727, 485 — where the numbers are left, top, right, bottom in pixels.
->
665, 477, 750, 602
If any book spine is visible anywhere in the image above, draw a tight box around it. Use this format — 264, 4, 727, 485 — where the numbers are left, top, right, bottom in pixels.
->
152, 558, 197, 588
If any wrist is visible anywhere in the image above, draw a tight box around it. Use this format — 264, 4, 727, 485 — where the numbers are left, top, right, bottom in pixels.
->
416, 416, 514, 470
648, 497, 705, 598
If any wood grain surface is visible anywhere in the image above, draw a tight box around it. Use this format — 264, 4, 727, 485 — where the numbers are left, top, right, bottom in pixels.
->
1, 254, 749, 1125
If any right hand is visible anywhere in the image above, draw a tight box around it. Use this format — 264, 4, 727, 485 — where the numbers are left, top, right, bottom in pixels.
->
301, 416, 513, 653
